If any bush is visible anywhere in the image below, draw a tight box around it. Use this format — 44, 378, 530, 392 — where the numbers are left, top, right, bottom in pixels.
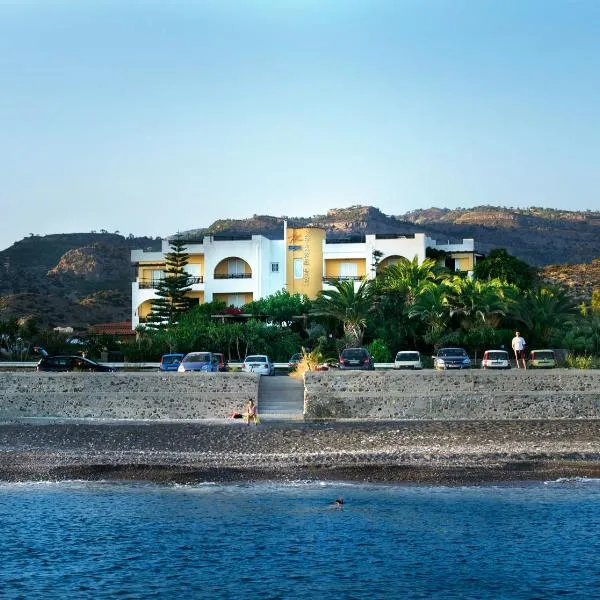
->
565, 354, 600, 369
367, 338, 392, 362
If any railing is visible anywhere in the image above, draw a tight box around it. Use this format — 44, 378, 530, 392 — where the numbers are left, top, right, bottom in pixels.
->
138, 276, 203, 289
213, 273, 252, 279
325, 236, 366, 244
322, 276, 364, 282
375, 233, 415, 239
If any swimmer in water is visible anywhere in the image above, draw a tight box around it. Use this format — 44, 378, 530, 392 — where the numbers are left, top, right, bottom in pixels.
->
334, 498, 344, 507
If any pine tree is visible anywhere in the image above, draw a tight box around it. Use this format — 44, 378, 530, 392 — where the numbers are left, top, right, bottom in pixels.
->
147, 236, 193, 328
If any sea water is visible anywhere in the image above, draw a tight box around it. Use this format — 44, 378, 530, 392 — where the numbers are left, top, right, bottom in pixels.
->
1, 479, 600, 599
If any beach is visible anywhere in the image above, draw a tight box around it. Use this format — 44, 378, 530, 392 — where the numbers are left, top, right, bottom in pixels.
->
2, 419, 600, 484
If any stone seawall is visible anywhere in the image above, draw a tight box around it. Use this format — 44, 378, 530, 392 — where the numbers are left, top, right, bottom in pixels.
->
0, 373, 259, 420
304, 369, 600, 419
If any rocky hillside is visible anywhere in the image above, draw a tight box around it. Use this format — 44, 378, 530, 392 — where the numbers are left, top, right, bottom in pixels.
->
1, 206, 599, 330
398, 206, 600, 267
0, 233, 160, 330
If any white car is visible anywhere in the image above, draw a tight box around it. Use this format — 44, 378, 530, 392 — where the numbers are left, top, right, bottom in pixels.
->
394, 351, 422, 370
241, 355, 275, 376
481, 349, 511, 370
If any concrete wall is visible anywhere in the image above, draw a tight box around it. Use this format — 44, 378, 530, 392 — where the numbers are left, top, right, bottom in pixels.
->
0, 373, 259, 420
304, 370, 600, 419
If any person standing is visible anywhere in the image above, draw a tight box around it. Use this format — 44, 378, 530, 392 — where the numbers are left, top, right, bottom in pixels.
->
512, 331, 527, 369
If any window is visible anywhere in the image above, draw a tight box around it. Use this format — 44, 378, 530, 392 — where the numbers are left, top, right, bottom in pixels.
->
151, 270, 165, 285
228, 258, 245, 276
228, 294, 245, 308
185, 264, 201, 277
293, 258, 303, 279
340, 262, 358, 278
271, 262, 279, 273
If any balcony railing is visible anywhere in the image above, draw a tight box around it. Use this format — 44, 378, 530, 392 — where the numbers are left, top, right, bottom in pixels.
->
322, 275, 364, 282
138, 276, 203, 289
214, 273, 252, 279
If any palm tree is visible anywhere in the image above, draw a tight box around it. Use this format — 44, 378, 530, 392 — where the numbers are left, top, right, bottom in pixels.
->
377, 256, 439, 306
407, 282, 450, 350
511, 286, 577, 346
311, 279, 373, 347
444, 276, 508, 331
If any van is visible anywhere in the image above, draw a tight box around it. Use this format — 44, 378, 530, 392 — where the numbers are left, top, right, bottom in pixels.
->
394, 351, 422, 370
529, 349, 557, 369
481, 349, 510, 370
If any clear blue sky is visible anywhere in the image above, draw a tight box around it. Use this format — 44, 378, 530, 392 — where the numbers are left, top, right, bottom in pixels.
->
1, 0, 598, 251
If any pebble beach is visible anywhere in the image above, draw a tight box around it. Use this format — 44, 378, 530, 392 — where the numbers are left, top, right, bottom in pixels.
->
2, 419, 600, 484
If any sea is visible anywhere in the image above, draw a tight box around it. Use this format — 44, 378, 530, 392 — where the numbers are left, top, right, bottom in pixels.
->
1, 478, 599, 599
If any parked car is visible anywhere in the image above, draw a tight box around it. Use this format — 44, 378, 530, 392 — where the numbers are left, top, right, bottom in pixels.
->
433, 347, 471, 370
481, 349, 511, 370
288, 353, 302, 371
529, 349, 557, 369
36, 355, 117, 372
213, 352, 229, 372
339, 347, 375, 370
159, 353, 184, 372
394, 351, 422, 370
177, 352, 219, 372
242, 355, 275, 375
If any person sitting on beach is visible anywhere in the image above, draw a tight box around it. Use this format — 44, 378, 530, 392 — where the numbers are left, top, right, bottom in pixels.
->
245, 399, 259, 425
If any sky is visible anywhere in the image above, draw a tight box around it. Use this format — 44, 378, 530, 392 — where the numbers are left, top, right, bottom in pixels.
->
1, 0, 599, 251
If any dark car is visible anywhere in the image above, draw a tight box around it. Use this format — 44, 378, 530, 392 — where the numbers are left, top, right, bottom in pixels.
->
339, 347, 375, 370
159, 353, 184, 372
288, 353, 302, 371
433, 347, 471, 370
36, 355, 117, 372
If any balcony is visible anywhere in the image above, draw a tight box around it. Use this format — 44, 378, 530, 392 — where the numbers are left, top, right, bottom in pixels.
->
214, 273, 252, 279
322, 275, 364, 282
138, 276, 204, 289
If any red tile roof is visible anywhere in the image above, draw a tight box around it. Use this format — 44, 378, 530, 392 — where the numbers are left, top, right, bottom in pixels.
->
88, 321, 135, 336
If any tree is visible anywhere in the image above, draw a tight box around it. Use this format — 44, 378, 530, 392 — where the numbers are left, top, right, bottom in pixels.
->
510, 286, 577, 347
245, 290, 311, 328
407, 282, 450, 350
473, 249, 536, 290
146, 236, 193, 329
443, 276, 508, 331
377, 256, 439, 306
311, 279, 373, 347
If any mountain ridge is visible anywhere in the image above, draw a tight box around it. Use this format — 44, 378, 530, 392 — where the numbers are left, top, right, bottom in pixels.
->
1, 206, 599, 329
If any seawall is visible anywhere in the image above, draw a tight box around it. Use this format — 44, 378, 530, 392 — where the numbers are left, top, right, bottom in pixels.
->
0, 372, 259, 420
304, 369, 600, 419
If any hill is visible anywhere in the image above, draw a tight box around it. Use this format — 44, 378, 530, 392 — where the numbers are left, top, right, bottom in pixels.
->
1, 206, 599, 329
0, 233, 160, 330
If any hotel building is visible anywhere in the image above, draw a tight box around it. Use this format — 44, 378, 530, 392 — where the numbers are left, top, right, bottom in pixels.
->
131, 225, 479, 328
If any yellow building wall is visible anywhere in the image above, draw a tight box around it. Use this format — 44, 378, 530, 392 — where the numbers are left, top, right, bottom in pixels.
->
452, 253, 474, 271
378, 256, 404, 270
187, 255, 205, 272
138, 300, 153, 319
286, 227, 325, 299
138, 264, 165, 281
324, 258, 367, 278
214, 258, 251, 276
